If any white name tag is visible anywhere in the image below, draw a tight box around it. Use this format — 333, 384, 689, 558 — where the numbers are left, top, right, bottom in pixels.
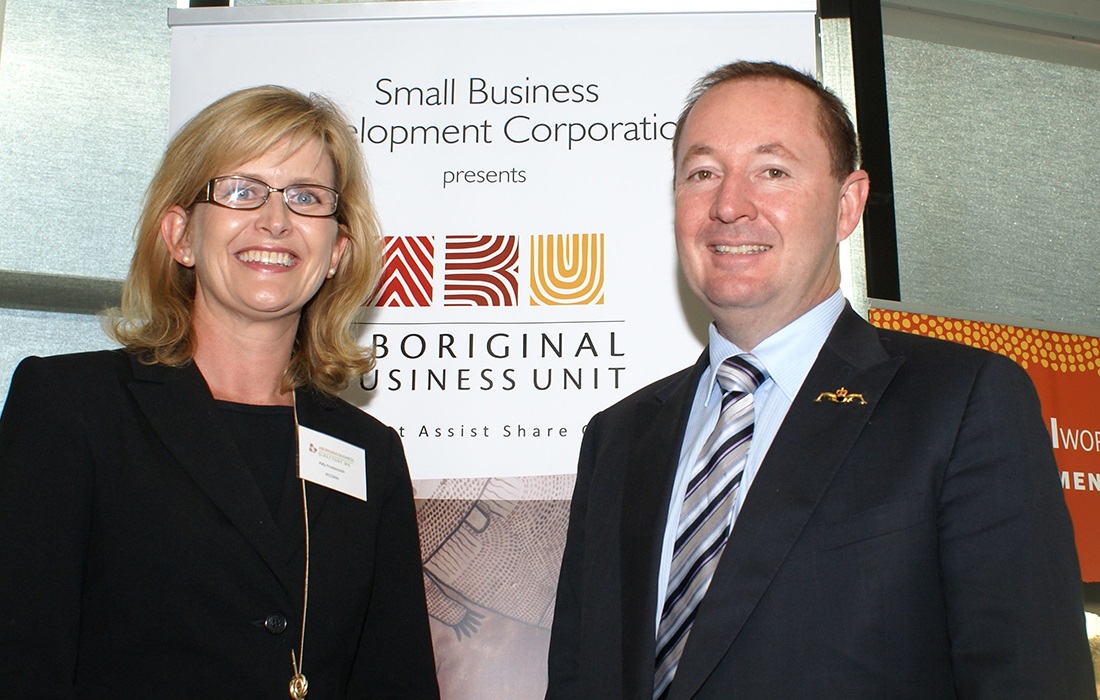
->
298, 424, 367, 501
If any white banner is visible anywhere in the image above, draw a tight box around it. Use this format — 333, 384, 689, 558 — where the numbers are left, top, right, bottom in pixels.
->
169, 0, 816, 481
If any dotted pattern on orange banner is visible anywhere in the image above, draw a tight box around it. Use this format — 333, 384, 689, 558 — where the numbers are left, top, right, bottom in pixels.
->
869, 309, 1100, 376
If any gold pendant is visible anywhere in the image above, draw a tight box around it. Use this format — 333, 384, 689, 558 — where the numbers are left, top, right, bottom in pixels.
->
289, 672, 308, 699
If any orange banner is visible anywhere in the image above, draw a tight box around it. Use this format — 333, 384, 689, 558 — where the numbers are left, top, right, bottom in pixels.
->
870, 308, 1100, 582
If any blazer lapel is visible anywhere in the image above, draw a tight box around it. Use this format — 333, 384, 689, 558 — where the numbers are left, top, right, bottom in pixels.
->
669, 307, 905, 699
126, 357, 300, 598
621, 352, 708, 699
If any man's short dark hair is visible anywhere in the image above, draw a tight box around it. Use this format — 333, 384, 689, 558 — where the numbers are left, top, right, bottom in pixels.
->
672, 61, 861, 181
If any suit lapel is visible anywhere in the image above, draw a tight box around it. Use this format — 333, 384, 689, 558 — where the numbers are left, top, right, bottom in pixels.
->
126, 357, 300, 598
669, 308, 904, 699
621, 353, 708, 699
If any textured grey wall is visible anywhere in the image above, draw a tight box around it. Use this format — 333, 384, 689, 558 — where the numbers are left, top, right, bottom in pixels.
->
0, 1, 171, 403
885, 36, 1099, 330
0, 0, 170, 280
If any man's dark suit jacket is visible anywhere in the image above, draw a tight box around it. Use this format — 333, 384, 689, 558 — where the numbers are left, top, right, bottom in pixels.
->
547, 306, 1094, 699
0, 350, 440, 699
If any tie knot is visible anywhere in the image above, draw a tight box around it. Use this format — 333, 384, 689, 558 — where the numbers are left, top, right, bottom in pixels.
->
716, 354, 766, 395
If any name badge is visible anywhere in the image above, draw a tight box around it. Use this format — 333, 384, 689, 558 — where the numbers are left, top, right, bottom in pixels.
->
298, 424, 367, 501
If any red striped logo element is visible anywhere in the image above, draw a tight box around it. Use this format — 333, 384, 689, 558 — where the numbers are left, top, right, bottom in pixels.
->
443, 235, 519, 307
372, 236, 435, 307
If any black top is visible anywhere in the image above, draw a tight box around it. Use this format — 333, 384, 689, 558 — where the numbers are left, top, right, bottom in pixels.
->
215, 400, 294, 521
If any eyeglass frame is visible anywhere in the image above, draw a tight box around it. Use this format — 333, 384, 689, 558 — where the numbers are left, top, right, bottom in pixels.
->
191, 175, 341, 218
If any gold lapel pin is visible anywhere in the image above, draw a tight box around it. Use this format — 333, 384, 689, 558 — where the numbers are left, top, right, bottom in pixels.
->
815, 387, 867, 405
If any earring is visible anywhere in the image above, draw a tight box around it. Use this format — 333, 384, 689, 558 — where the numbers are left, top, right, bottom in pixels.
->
327, 267, 336, 279
181, 254, 191, 264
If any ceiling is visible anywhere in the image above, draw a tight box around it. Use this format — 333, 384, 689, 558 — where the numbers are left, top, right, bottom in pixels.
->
882, 0, 1100, 68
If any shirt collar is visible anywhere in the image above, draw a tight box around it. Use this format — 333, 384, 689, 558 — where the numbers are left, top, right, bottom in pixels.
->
704, 290, 846, 404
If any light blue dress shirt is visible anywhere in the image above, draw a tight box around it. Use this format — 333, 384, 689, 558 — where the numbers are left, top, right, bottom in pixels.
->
655, 291, 846, 629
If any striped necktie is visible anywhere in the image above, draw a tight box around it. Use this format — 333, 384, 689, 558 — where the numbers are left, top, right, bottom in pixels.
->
654, 354, 766, 699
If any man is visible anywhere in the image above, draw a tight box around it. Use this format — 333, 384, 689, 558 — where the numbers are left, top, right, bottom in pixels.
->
546, 61, 1094, 699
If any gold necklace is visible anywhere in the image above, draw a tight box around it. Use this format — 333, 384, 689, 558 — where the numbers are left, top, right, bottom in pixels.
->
290, 397, 310, 700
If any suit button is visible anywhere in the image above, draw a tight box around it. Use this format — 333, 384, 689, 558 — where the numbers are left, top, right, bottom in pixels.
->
264, 614, 288, 635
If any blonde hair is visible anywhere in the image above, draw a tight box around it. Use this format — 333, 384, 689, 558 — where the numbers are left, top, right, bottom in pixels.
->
107, 85, 380, 395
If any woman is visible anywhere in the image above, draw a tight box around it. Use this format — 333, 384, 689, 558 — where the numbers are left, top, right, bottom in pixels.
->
0, 86, 440, 698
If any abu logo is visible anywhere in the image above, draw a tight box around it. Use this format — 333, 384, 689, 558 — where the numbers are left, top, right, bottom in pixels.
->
373, 233, 605, 307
